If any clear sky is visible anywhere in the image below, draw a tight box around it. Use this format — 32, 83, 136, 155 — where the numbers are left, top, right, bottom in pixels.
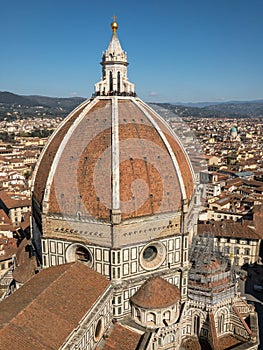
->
1, 0, 263, 103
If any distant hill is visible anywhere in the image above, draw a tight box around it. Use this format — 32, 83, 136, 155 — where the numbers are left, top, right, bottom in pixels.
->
0, 91, 86, 110
0, 91, 37, 107
155, 100, 263, 118
1, 91, 263, 119
172, 100, 263, 108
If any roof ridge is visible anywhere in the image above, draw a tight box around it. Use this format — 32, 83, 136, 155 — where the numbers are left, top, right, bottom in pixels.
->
0, 262, 76, 331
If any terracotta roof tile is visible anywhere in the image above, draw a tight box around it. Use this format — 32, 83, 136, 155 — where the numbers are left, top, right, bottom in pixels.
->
0, 262, 110, 350
198, 221, 261, 240
103, 323, 142, 350
13, 239, 38, 283
141, 103, 194, 200
217, 335, 242, 349
33, 103, 87, 205
0, 191, 31, 209
131, 276, 180, 309
34, 97, 194, 223
181, 336, 202, 350
48, 99, 112, 220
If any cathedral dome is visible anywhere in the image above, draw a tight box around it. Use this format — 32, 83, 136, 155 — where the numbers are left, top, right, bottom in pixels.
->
32, 20, 194, 228
33, 96, 194, 223
131, 276, 180, 309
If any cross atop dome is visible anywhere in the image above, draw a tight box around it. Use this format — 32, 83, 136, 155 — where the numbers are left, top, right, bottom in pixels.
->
111, 16, 118, 32
94, 19, 135, 96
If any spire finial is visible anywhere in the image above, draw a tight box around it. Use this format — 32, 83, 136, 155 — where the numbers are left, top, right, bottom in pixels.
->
111, 15, 118, 33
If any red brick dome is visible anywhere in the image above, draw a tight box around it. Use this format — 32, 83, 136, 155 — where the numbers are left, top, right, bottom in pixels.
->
131, 276, 181, 309
32, 21, 195, 225
32, 96, 194, 223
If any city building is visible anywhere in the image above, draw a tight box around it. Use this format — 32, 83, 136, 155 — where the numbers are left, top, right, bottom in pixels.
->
198, 221, 261, 267
0, 191, 31, 227
181, 234, 258, 349
0, 20, 259, 350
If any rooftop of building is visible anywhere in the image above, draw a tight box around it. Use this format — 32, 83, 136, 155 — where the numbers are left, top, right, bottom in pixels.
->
0, 262, 110, 350
131, 276, 181, 309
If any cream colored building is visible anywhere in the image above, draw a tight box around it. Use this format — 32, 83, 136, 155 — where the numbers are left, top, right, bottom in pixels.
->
198, 221, 261, 267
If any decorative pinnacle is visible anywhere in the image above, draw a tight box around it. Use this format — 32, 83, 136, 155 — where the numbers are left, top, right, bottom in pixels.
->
111, 15, 118, 33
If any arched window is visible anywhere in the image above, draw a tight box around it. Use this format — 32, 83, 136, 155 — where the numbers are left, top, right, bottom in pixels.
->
147, 312, 156, 326
218, 313, 224, 334
117, 71, 121, 92
75, 246, 92, 265
245, 248, 250, 255
94, 318, 104, 342
109, 71, 113, 92
193, 315, 200, 335
135, 307, 141, 321
164, 334, 174, 345
163, 310, 171, 325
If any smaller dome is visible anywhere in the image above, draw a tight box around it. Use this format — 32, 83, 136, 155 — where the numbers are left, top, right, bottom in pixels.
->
230, 126, 237, 134
131, 276, 180, 309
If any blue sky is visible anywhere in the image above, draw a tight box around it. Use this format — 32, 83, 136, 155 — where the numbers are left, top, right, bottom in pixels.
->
1, 0, 263, 102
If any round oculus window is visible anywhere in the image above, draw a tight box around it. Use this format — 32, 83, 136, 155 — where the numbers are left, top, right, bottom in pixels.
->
66, 244, 93, 267
94, 318, 104, 342
140, 242, 166, 270
143, 246, 158, 261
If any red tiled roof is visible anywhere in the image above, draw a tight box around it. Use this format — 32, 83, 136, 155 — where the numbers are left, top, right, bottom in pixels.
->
33, 103, 87, 205
0, 209, 12, 225
131, 276, 180, 309
198, 221, 261, 240
143, 102, 194, 200
217, 335, 242, 349
33, 97, 194, 223
0, 236, 17, 261
254, 204, 263, 236
0, 262, 110, 350
103, 323, 142, 350
13, 238, 38, 283
0, 191, 31, 209
181, 336, 202, 350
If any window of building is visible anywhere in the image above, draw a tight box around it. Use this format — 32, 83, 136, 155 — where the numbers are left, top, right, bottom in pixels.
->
193, 315, 200, 335
75, 246, 92, 264
143, 246, 158, 261
117, 71, 120, 92
94, 318, 104, 342
245, 248, 250, 255
234, 256, 239, 265
109, 71, 113, 91
224, 246, 230, 254
218, 314, 224, 334
42, 240, 46, 253
147, 312, 156, 326
244, 257, 249, 264
140, 242, 166, 270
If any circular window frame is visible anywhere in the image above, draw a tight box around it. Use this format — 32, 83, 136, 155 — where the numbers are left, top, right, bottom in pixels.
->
94, 318, 104, 342
140, 241, 166, 270
65, 243, 93, 267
